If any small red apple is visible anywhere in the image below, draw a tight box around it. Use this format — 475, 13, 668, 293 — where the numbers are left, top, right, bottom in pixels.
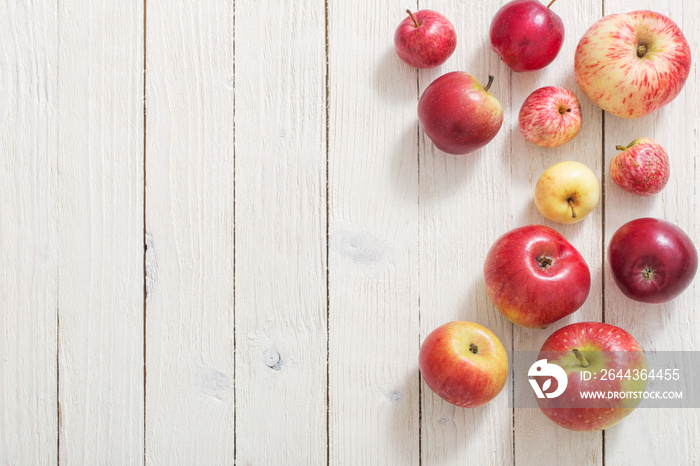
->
608, 218, 698, 303
484, 225, 591, 328
394, 9, 456, 69
489, 0, 564, 72
418, 72, 503, 155
610, 138, 670, 196
536, 322, 647, 431
519, 86, 582, 148
575, 10, 691, 119
419, 321, 508, 408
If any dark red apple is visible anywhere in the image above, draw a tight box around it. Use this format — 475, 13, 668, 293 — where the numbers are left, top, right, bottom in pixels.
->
536, 322, 647, 431
418, 72, 503, 155
489, 0, 564, 72
419, 321, 508, 408
484, 225, 591, 328
608, 218, 698, 303
394, 9, 457, 69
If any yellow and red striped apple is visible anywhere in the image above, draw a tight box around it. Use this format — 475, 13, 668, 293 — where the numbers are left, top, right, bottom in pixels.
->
575, 10, 691, 119
610, 138, 670, 196
519, 86, 582, 148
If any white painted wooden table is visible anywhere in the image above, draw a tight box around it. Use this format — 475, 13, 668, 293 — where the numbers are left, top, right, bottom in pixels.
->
1, 0, 698, 464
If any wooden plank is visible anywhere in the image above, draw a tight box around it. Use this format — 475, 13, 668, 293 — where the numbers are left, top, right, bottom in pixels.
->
328, 2, 420, 464
145, 1, 234, 463
56, 1, 144, 462
0, 1, 57, 464
0, 2, 58, 464
416, 1, 513, 464
602, 1, 700, 463
233, 1, 327, 463
507, 1, 605, 464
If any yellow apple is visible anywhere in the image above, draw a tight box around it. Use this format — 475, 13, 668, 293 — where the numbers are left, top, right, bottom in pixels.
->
534, 161, 599, 224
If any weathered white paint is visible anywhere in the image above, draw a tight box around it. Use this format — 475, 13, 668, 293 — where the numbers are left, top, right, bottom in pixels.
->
0, 2, 57, 464
234, 0, 327, 463
1, 0, 699, 463
328, 0, 420, 463
145, 1, 235, 464
56, 1, 145, 463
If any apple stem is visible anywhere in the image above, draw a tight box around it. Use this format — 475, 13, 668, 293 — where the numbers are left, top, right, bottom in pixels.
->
406, 9, 420, 28
536, 256, 553, 269
484, 75, 495, 92
637, 43, 648, 58
615, 145, 627, 151
572, 349, 590, 368
547, 0, 557, 8
568, 198, 577, 218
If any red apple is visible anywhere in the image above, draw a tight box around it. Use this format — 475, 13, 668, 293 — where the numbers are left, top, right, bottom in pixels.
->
535, 322, 647, 431
608, 218, 698, 303
484, 225, 591, 328
418, 72, 503, 155
489, 0, 564, 72
610, 138, 670, 196
394, 9, 457, 69
575, 11, 691, 119
419, 321, 508, 408
519, 87, 582, 148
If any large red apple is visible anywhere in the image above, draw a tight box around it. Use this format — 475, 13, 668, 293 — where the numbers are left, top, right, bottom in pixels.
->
575, 11, 691, 119
489, 0, 564, 72
610, 138, 670, 196
394, 9, 457, 69
608, 218, 698, 303
484, 225, 591, 328
418, 72, 503, 155
535, 322, 647, 431
419, 321, 508, 408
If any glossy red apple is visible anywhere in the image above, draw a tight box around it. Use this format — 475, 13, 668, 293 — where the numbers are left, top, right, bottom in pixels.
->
419, 321, 508, 408
519, 86, 582, 148
418, 72, 503, 155
608, 218, 698, 303
394, 9, 457, 69
489, 0, 564, 72
484, 225, 591, 328
575, 11, 691, 119
610, 138, 670, 196
536, 322, 647, 431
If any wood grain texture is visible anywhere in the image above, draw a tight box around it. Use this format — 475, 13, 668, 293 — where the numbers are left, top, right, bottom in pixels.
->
602, 1, 700, 464
328, 1, 420, 464
0, 2, 58, 464
57, 1, 144, 462
417, 1, 513, 464
508, 1, 604, 464
3, 0, 700, 463
145, 1, 234, 463
233, 1, 327, 463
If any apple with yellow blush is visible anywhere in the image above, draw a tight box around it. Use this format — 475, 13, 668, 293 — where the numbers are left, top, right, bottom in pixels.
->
534, 161, 600, 224
575, 10, 691, 119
